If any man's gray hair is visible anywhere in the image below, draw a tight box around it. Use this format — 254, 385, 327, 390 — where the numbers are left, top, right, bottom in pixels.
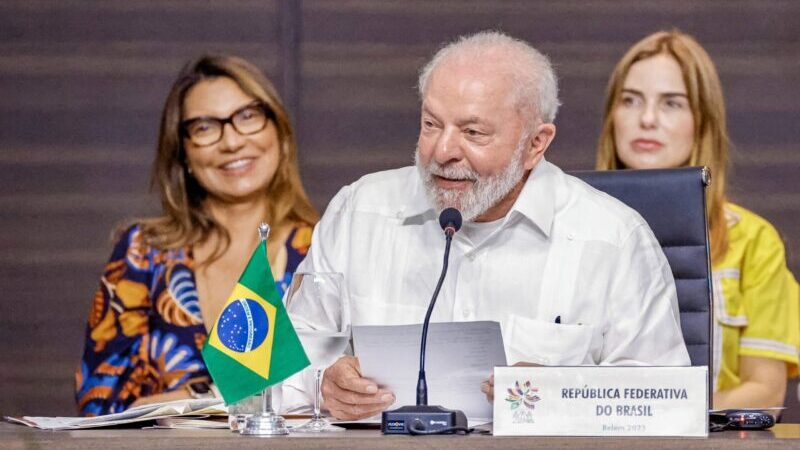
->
417, 30, 560, 124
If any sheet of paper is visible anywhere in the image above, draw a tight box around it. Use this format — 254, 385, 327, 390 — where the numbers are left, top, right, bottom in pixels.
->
353, 321, 506, 421
148, 416, 314, 430
4, 398, 227, 430
153, 417, 230, 429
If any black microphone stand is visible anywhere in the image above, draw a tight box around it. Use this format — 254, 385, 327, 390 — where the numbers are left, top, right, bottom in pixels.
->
381, 208, 469, 435
416, 221, 454, 406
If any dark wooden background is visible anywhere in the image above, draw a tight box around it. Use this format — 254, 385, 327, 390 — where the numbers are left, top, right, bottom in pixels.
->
1, 0, 798, 418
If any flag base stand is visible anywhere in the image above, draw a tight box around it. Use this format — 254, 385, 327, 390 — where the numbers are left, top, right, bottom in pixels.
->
241, 386, 289, 436
241, 413, 289, 436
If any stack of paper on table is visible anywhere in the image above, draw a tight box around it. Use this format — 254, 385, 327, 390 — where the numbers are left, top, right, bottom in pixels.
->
152, 417, 231, 429
5, 398, 226, 430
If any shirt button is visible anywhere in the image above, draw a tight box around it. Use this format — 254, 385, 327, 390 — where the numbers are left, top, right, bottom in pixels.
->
567, 232, 575, 240
467, 253, 476, 261
462, 309, 471, 318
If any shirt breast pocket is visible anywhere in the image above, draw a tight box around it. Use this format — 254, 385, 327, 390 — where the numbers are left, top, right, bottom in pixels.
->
506, 314, 595, 366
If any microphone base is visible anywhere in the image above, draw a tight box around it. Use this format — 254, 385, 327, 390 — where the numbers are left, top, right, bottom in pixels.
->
381, 405, 468, 434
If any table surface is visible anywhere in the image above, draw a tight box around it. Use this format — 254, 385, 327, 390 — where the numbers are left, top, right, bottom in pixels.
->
3, 422, 800, 450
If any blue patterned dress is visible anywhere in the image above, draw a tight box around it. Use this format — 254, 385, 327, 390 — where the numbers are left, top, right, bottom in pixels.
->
75, 224, 312, 416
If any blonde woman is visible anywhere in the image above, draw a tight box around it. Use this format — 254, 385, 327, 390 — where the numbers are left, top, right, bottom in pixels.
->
76, 56, 318, 415
596, 30, 799, 410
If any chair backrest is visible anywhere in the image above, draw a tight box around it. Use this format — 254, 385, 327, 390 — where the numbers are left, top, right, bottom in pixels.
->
569, 167, 713, 374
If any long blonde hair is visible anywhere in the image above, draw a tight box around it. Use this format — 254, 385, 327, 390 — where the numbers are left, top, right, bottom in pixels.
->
138, 55, 318, 264
596, 30, 729, 263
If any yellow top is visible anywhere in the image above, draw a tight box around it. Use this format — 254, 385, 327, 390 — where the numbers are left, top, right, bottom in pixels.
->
712, 203, 799, 392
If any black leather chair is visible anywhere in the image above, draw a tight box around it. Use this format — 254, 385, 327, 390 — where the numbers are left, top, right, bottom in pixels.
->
569, 167, 713, 400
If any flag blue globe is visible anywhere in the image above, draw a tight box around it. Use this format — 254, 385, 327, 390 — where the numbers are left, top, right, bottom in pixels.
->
217, 298, 269, 353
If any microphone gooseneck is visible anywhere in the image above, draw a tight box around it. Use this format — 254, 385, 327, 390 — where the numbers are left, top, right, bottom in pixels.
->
417, 208, 463, 406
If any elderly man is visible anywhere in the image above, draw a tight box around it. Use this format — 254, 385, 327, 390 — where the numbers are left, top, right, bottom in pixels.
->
285, 31, 690, 420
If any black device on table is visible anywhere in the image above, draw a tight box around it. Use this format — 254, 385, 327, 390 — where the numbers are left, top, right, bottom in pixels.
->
725, 411, 775, 430
710, 410, 775, 431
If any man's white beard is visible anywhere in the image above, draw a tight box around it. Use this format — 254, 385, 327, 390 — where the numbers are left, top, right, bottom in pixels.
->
415, 140, 527, 222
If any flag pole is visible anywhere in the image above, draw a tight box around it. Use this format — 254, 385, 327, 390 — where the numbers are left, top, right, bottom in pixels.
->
241, 223, 289, 436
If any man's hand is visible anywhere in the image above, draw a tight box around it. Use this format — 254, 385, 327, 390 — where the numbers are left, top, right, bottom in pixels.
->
481, 374, 495, 402
481, 361, 543, 403
321, 355, 396, 420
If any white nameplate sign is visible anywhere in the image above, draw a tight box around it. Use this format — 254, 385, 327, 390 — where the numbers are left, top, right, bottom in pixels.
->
493, 366, 708, 437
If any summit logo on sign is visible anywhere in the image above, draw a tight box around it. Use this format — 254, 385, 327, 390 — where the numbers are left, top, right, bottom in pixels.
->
505, 380, 540, 424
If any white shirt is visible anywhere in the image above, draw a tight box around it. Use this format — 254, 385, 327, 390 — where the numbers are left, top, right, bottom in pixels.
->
461, 217, 504, 245
280, 159, 690, 411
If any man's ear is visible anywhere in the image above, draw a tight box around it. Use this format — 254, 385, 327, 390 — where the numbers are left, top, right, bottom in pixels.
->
523, 123, 556, 171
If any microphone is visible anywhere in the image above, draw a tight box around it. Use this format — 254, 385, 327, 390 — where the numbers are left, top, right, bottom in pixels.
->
439, 207, 462, 237
381, 208, 469, 435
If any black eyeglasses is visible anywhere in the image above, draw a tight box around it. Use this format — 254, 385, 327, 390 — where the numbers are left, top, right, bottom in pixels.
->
180, 102, 273, 147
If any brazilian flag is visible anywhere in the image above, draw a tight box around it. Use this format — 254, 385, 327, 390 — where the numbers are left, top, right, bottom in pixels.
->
201, 240, 309, 404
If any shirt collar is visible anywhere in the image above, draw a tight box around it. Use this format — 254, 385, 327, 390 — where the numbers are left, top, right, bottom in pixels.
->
399, 159, 557, 238
400, 168, 437, 219
509, 158, 556, 238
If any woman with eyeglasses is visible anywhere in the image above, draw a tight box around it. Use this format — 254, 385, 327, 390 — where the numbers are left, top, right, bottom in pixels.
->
75, 55, 319, 415
596, 31, 799, 410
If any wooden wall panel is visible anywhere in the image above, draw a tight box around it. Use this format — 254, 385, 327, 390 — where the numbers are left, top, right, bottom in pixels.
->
0, 0, 281, 416
0, 0, 797, 417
